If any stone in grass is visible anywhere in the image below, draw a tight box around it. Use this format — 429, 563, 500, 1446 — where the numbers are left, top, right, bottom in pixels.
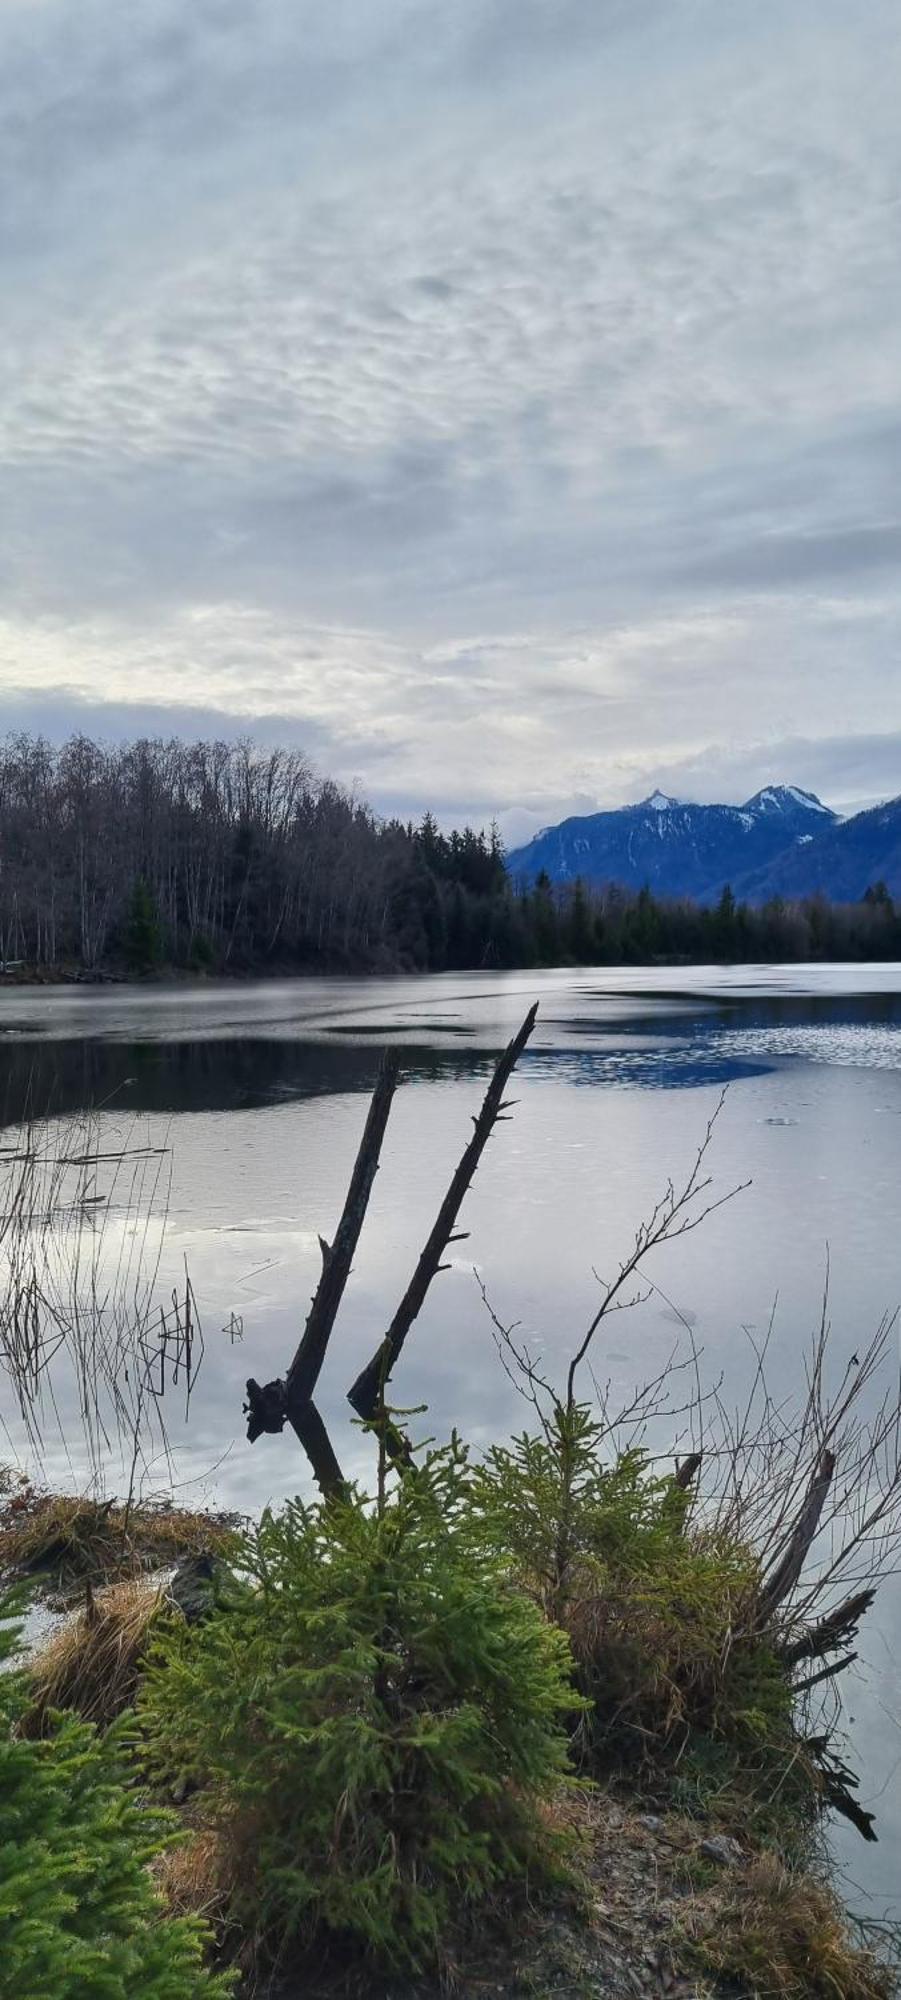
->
699, 1833, 744, 1867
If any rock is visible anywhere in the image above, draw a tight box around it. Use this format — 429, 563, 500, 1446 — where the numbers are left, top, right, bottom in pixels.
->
699, 1833, 743, 1867
166, 1550, 221, 1622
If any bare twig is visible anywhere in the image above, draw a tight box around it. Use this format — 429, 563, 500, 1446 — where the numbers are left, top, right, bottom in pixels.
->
565, 1092, 747, 1408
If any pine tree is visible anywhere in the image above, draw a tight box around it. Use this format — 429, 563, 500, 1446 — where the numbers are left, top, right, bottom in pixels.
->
139, 1443, 576, 1974
123, 878, 163, 973
0, 1592, 231, 2000
533, 870, 560, 964
566, 878, 595, 963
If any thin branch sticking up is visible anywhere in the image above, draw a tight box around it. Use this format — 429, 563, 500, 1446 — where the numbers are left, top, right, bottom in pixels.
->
348, 1005, 538, 1423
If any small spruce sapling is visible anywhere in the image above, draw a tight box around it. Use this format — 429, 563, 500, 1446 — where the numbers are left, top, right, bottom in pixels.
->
0, 1589, 232, 2000
139, 1435, 579, 1973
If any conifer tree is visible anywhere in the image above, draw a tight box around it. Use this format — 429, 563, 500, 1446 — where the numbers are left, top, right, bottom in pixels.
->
0, 1592, 231, 2000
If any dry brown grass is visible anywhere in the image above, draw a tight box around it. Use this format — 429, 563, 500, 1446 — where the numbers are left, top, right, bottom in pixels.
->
24, 1575, 164, 1732
684, 1851, 894, 1999
0, 1478, 238, 1590
155, 1825, 238, 1932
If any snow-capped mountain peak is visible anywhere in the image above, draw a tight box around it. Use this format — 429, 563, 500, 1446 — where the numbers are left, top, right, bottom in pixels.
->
742, 784, 831, 818
641, 791, 680, 812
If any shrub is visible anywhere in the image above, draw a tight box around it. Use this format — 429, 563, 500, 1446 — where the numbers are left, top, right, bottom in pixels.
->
0, 1590, 232, 2000
138, 1438, 578, 1974
473, 1403, 813, 1832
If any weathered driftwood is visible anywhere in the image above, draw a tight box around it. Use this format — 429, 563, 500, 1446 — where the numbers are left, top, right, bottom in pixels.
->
793, 1651, 858, 1695
808, 1738, 878, 1842
245, 1008, 538, 1493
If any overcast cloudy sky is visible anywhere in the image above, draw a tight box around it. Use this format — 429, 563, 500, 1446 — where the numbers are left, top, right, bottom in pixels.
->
2, 0, 900, 840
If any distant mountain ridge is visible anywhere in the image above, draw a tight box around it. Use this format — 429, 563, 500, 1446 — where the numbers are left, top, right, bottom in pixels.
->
732, 794, 901, 903
506, 785, 901, 904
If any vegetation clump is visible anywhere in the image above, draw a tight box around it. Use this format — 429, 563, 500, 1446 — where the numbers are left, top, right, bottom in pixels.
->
0, 1590, 233, 2000
683, 1851, 894, 2000
25, 1576, 164, 1734
139, 1437, 578, 1978
0, 1474, 238, 1594
473, 1404, 817, 1843
4, 1009, 899, 1997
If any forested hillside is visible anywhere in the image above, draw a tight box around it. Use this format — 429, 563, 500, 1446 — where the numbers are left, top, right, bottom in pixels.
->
0, 734, 899, 975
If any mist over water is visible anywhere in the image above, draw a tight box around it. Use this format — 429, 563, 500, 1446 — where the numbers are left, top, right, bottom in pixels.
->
2, 963, 900, 1914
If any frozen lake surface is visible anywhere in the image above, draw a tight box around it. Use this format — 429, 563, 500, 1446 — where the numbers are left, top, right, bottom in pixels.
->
2, 962, 900, 1915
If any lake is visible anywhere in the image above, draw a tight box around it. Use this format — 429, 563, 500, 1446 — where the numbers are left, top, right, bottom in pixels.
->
1, 963, 900, 1913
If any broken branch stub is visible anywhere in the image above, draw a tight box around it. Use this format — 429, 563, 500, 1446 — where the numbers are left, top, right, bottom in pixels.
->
780, 1585, 876, 1667
758, 1448, 836, 1623
348, 1003, 538, 1423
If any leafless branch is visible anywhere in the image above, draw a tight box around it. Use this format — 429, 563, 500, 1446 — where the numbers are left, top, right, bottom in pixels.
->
348, 1004, 538, 1422
565, 1092, 748, 1407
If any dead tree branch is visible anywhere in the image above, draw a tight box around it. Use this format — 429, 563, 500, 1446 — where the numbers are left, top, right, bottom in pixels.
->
348, 1005, 538, 1422
244, 1049, 399, 1493
757, 1448, 836, 1622
288, 1051, 400, 1402
780, 1586, 876, 1667
793, 1652, 858, 1695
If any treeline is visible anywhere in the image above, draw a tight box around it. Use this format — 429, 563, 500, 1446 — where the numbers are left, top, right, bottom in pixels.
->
0, 733, 898, 974
0, 734, 511, 974
518, 874, 901, 967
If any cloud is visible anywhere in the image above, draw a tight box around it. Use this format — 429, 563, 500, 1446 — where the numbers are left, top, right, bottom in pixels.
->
1, 0, 901, 819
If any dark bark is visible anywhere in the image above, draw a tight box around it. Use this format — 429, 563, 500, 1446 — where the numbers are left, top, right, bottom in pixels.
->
780, 1585, 876, 1666
245, 1050, 398, 1494
758, 1449, 836, 1622
287, 1050, 399, 1403
348, 1004, 538, 1421
792, 1650, 857, 1694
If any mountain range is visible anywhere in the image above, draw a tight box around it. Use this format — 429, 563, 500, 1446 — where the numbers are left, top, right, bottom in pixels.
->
506, 786, 901, 904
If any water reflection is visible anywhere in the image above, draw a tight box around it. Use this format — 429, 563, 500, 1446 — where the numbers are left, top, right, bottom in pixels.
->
0, 1036, 489, 1123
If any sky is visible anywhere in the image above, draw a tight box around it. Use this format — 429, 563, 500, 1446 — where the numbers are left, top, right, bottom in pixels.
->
2, 0, 900, 845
